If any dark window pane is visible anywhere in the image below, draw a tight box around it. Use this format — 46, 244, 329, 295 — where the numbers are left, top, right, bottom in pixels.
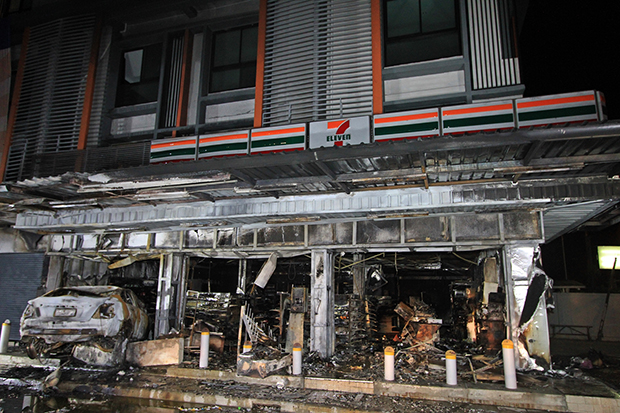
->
213, 30, 241, 67
387, 0, 420, 37
383, 0, 460, 66
241, 26, 258, 63
421, 0, 456, 32
209, 25, 257, 93
116, 43, 162, 107
141, 43, 162, 81
240, 64, 257, 88
211, 68, 241, 92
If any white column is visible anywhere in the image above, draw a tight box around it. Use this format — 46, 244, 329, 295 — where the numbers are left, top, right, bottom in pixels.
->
310, 250, 335, 359
155, 254, 174, 338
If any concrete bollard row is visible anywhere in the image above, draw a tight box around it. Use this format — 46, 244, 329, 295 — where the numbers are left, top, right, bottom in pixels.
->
292, 342, 302, 375
384, 346, 395, 381
445, 350, 457, 385
0, 319, 10, 354
199, 331, 210, 369
502, 339, 517, 389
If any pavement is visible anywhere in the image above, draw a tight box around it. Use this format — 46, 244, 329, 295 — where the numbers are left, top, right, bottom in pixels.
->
1, 340, 620, 413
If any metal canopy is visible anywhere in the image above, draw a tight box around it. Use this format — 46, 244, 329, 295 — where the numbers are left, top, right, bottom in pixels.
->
5, 121, 620, 239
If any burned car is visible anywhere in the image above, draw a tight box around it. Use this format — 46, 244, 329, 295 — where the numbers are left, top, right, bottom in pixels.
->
20, 286, 148, 362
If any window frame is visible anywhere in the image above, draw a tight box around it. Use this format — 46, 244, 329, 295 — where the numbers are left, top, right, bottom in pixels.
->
208, 24, 258, 94
382, 0, 461, 67
115, 42, 164, 108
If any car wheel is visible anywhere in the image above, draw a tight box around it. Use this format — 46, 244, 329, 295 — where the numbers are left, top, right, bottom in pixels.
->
26, 338, 46, 359
121, 321, 133, 340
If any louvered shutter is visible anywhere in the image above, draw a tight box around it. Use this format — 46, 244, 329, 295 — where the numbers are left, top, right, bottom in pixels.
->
468, 0, 521, 90
6, 15, 95, 181
261, 0, 373, 127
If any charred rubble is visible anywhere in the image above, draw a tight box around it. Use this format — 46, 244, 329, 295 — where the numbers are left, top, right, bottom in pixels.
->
173, 250, 546, 384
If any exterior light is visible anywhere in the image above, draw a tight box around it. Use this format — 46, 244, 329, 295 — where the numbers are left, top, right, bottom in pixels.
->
597, 246, 620, 269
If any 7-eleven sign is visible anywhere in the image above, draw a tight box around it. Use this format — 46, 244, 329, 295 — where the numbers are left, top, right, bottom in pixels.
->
309, 116, 371, 149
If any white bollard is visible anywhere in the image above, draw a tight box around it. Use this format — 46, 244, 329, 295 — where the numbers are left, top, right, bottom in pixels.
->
384, 346, 395, 381
0, 319, 10, 354
243, 341, 252, 353
199, 331, 210, 369
292, 342, 302, 375
502, 339, 517, 389
445, 350, 458, 385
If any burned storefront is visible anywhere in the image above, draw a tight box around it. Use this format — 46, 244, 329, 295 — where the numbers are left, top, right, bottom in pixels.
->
13, 200, 557, 376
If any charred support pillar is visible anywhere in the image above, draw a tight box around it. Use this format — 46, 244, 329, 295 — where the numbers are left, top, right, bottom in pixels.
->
503, 244, 551, 370
310, 250, 335, 359
46, 256, 64, 292
155, 253, 187, 338
237, 259, 247, 294
352, 252, 365, 299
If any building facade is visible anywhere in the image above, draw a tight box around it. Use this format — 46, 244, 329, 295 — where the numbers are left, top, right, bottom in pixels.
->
1, 0, 619, 368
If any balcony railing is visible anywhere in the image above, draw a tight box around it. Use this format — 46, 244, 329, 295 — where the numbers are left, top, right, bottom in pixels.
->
32, 142, 151, 178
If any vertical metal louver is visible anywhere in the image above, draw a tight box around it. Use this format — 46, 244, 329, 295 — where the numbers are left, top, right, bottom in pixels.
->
262, 0, 373, 127
6, 15, 95, 182
162, 35, 185, 128
467, 0, 520, 90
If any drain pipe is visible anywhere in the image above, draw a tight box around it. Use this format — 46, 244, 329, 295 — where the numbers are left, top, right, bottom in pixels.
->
292, 343, 302, 375
384, 346, 395, 381
0, 320, 10, 354
199, 331, 210, 368
502, 339, 517, 389
445, 350, 457, 385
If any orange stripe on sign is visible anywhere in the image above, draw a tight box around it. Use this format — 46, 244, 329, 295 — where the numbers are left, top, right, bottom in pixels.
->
151, 139, 196, 149
252, 127, 305, 137
444, 104, 513, 117
517, 95, 594, 109
327, 120, 345, 129
200, 134, 248, 144
375, 112, 438, 124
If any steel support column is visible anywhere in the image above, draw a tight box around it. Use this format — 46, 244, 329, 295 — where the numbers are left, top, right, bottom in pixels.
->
155, 253, 186, 338
310, 249, 335, 359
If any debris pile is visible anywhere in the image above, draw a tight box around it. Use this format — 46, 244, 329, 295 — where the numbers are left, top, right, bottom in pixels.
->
394, 301, 442, 346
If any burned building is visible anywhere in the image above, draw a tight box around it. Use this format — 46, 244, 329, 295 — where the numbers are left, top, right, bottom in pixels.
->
0, 0, 619, 371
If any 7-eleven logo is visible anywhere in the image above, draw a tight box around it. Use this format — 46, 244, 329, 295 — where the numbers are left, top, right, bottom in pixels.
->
326, 120, 352, 146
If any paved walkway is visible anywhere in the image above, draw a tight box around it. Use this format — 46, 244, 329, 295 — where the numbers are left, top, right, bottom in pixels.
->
2, 353, 620, 413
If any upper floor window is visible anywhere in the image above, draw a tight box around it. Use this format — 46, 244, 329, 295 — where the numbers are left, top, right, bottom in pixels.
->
209, 25, 258, 93
383, 0, 460, 67
116, 43, 162, 107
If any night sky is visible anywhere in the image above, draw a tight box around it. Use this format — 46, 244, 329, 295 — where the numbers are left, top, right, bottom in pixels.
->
518, 1, 620, 120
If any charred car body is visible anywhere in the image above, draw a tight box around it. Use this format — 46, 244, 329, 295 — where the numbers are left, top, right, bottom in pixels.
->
20, 286, 148, 364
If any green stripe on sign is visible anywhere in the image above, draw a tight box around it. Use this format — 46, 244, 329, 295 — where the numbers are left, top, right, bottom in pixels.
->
375, 121, 439, 136
199, 142, 247, 154
151, 147, 196, 159
518, 105, 596, 122
444, 113, 514, 129
251, 135, 305, 149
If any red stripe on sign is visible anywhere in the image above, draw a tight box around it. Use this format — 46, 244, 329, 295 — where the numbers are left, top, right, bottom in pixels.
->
252, 127, 305, 137
375, 112, 437, 124
151, 139, 196, 149
443, 104, 513, 117
517, 94, 595, 109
